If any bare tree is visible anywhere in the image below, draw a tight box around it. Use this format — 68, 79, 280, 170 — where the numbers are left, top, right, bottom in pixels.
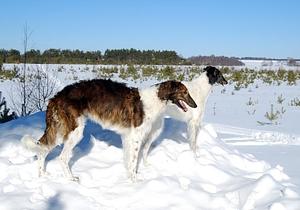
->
11, 64, 58, 115
29, 65, 57, 111
20, 23, 33, 116
11, 24, 58, 115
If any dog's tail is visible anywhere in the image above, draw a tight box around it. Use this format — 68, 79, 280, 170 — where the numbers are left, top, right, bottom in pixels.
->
22, 99, 61, 153
21, 135, 41, 153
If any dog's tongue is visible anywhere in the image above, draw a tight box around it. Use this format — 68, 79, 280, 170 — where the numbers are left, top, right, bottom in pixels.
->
179, 100, 188, 112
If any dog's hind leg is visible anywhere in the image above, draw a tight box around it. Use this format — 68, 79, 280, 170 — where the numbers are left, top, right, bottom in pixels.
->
142, 118, 164, 166
59, 117, 85, 181
37, 148, 51, 177
37, 130, 57, 177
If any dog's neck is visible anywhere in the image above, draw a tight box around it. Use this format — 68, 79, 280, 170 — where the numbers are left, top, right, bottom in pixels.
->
182, 72, 213, 109
193, 72, 213, 94
139, 86, 166, 120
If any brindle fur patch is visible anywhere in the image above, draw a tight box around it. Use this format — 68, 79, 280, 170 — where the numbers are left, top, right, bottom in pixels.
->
158, 81, 185, 101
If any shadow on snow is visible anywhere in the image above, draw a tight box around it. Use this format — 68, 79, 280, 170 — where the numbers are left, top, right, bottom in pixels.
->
41, 115, 188, 169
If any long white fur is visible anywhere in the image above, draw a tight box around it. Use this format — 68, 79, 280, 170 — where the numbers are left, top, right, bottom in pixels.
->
142, 72, 213, 163
22, 85, 170, 182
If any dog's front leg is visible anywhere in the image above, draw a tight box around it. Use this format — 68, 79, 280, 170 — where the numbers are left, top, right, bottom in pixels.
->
142, 118, 164, 166
188, 120, 200, 156
122, 133, 143, 182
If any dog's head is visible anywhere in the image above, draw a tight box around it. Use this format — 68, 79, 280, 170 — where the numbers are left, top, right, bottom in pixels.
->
204, 66, 228, 85
157, 80, 197, 112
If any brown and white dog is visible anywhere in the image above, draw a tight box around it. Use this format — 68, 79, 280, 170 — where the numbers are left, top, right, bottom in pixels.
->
22, 79, 197, 181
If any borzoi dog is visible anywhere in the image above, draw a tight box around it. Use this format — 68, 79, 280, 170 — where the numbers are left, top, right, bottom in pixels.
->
142, 66, 227, 164
22, 79, 197, 181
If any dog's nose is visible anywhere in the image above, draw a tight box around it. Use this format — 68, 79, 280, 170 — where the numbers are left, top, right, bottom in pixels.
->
221, 79, 228, 85
188, 95, 197, 108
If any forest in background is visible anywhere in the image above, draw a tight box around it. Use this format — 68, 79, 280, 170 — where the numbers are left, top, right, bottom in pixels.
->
0, 48, 244, 66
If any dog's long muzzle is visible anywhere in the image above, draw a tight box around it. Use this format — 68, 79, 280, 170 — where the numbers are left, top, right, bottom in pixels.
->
186, 94, 197, 108
219, 77, 228, 85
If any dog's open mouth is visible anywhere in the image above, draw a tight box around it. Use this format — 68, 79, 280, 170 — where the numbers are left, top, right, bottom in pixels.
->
178, 100, 188, 112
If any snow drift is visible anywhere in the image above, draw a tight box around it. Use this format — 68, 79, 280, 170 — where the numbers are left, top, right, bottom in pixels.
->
0, 112, 299, 210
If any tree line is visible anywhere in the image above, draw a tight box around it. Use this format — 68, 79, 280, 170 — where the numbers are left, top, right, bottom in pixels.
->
188, 55, 245, 66
0, 48, 184, 65
0, 48, 255, 66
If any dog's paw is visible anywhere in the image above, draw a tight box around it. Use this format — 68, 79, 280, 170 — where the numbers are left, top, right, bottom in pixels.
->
190, 143, 201, 157
69, 176, 80, 182
38, 170, 50, 177
193, 147, 201, 158
129, 172, 138, 183
129, 173, 145, 183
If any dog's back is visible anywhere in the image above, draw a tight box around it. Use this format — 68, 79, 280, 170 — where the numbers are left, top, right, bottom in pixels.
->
55, 79, 144, 127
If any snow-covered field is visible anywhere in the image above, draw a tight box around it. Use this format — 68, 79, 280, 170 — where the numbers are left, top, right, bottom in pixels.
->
239, 60, 300, 71
0, 63, 300, 209
0, 113, 299, 210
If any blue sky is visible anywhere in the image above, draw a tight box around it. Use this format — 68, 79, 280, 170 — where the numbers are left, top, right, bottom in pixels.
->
1, 0, 299, 58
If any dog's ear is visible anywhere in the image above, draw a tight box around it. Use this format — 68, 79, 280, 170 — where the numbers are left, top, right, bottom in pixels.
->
169, 80, 181, 93
157, 80, 180, 101
204, 66, 213, 71
214, 68, 218, 76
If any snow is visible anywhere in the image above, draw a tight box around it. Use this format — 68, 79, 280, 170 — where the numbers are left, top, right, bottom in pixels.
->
205, 82, 300, 135
0, 112, 299, 210
240, 60, 300, 71
1, 63, 300, 209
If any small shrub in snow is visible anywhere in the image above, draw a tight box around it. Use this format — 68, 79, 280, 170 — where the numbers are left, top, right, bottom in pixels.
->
0, 91, 17, 123
98, 67, 118, 79
213, 102, 217, 116
127, 65, 139, 80
287, 70, 297, 85
280, 106, 286, 115
119, 68, 128, 80
220, 66, 230, 74
57, 66, 64, 72
234, 84, 242, 91
186, 67, 201, 81
247, 109, 256, 115
264, 104, 280, 124
157, 66, 176, 80
277, 94, 285, 104
246, 97, 256, 106
177, 73, 185, 81
0, 67, 19, 80
246, 97, 257, 115
290, 97, 300, 106
142, 66, 157, 77
276, 69, 286, 81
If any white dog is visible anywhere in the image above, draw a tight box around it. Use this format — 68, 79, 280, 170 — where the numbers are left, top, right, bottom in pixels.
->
142, 66, 227, 163
22, 79, 197, 181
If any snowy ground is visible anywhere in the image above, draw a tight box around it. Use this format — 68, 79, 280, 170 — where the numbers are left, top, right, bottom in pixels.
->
0, 64, 300, 209
0, 113, 299, 210
239, 60, 300, 71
